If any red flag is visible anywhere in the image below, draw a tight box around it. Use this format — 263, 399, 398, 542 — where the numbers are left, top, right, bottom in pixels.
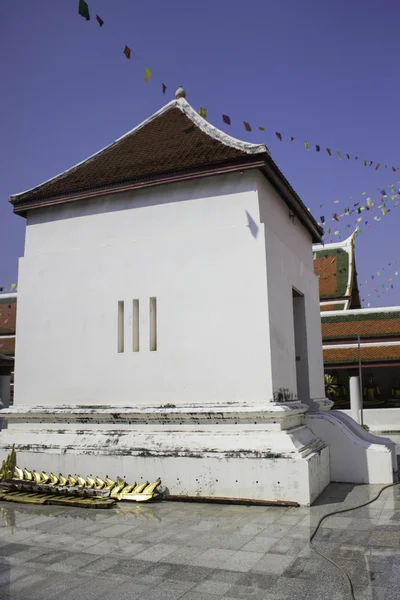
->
376, 163, 380, 170
222, 115, 231, 125
326, 148, 331, 156
243, 122, 252, 132
275, 132, 282, 141
123, 45, 131, 59
162, 83, 167, 95
316, 145, 320, 152
96, 15, 104, 27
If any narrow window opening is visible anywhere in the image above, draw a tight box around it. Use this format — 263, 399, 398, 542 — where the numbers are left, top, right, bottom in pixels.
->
149, 297, 157, 351
133, 299, 139, 352
118, 301, 124, 353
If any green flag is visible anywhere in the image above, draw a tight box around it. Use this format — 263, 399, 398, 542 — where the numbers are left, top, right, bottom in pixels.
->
78, 0, 90, 20
199, 107, 207, 119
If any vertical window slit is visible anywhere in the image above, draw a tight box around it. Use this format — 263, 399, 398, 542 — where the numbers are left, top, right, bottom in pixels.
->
149, 297, 157, 351
133, 299, 139, 352
118, 301, 124, 353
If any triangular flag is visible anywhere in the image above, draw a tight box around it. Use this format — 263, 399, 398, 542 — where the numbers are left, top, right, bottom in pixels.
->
243, 122, 252, 132
144, 67, 151, 83
162, 83, 167, 95
346, 154, 350, 159
123, 45, 131, 59
363, 159, 367, 166
375, 163, 380, 170
11, 283, 17, 289
96, 14, 104, 26
290, 136, 295, 141
337, 151, 342, 160
222, 115, 231, 125
275, 132, 282, 141
304, 141, 309, 151
78, 0, 90, 20
316, 145, 320, 152
326, 148, 331, 156
199, 107, 207, 119
258, 126, 265, 131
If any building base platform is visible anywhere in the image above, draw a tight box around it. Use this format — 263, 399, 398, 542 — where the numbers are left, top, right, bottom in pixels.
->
0, 402, 330, 506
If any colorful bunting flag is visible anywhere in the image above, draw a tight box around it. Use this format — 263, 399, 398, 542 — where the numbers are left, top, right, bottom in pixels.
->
78, 0, 90, 21
337, 151, 342, 160
96, 14, 104, 27
275, 132, 282, 141
290, 136, 295, 141
316, 145, 320, 152
162, 83, 167, 95
304, 141, 309, 151
326, 148, 332, 156
199, 107, 207, 118
258, 126, 265, 131
243, 122, 252, 132
123, 45, 131, 59
11, 284, 17, 289
144, 67, 151, 83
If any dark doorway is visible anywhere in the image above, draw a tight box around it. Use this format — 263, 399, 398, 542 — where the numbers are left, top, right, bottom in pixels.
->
292, 288, 311, 402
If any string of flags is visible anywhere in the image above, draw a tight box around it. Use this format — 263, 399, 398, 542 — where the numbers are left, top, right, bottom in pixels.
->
317, 185, 400, 242
77, 1, 400, 173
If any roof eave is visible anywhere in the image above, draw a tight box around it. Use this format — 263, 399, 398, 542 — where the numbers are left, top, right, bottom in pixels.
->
11, 156, 266, 218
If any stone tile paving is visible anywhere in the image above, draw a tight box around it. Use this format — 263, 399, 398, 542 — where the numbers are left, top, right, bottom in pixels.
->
0, 482, 400, 599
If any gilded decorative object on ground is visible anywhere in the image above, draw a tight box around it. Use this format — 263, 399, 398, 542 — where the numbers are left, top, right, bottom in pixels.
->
0, 448, 162, 509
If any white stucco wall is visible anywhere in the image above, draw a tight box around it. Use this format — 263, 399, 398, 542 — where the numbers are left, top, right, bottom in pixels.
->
256, 173, 325, 403
15, 172, 277, 406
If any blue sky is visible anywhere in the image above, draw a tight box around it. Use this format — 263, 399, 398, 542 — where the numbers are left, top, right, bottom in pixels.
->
1, 0, 399, 306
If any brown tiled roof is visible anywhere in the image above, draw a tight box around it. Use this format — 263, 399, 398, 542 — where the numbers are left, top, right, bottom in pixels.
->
0, 336, 15, 355
0, 303, 16, 335
324, 344, 400, 365
11, 106, 249, 207
10, 99, 323, 242
322, 311, 400, 340
321, 303, 346, 312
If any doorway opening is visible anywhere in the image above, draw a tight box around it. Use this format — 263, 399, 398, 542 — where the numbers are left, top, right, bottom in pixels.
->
292, 288, 310, 402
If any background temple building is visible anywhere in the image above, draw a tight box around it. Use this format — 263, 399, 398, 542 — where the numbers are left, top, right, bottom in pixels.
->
313, 235, 400, 438
0, 295, 15, 412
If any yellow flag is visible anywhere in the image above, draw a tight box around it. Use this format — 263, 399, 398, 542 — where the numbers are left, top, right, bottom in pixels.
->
304, 141, 309, 151
11, 283, 17, 289
144, 67, 151, 83
199, 107, 207, 118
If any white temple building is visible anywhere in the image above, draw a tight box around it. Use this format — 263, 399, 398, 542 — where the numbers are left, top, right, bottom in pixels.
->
0, 91, 396, 505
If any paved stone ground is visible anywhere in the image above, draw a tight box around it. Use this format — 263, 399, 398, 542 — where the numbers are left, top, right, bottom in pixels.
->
0, 482, 400, 600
